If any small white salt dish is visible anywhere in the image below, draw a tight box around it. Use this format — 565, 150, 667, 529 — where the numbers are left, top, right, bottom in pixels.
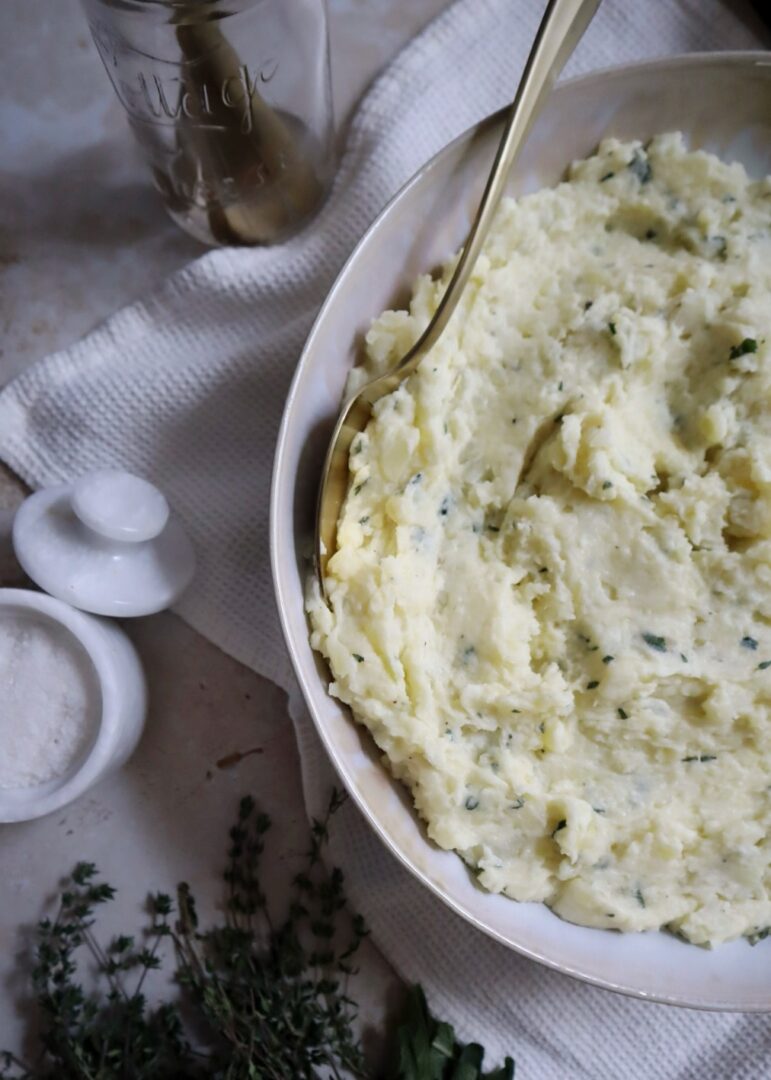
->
0, 588, 146, 824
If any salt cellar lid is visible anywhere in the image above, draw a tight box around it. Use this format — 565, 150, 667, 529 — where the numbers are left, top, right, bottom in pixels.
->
12, 470, 196, 617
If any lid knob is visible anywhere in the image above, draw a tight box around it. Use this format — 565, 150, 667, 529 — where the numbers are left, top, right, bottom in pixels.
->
71, 470, 170, 543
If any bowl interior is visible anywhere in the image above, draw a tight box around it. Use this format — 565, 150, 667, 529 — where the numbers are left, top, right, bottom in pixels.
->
272, 54, 771, 1008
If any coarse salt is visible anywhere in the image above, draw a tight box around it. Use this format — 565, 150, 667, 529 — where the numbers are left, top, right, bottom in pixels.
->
0, 613, 99, 789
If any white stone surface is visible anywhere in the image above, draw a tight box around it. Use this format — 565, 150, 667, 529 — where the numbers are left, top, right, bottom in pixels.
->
0, 0, 449, 1061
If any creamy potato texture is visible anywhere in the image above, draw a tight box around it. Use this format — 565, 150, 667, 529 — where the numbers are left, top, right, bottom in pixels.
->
308, 134, 771, 946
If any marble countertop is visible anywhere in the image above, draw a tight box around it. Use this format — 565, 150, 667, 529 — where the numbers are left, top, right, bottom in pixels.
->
0, 0, 449, 1061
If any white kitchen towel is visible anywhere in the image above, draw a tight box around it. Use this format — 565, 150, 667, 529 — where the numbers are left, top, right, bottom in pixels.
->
0, 0, 769, 1076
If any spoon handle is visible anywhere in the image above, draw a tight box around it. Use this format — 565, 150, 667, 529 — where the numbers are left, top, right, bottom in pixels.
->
396, 0, 601, 380
316, 0, 600, 587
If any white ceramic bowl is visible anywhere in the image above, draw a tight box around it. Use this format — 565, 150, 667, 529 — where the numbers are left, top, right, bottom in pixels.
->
271, 53, 771, 1009
0, 589, 146, 823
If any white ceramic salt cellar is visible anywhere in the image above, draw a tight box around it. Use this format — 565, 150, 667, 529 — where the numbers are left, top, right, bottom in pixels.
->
13, 469, 196, 616
0, 588, 147, 823
1, 469, 194, 822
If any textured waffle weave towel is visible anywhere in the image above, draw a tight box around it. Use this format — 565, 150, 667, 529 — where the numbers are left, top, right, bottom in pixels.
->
1, 1, 769, 1075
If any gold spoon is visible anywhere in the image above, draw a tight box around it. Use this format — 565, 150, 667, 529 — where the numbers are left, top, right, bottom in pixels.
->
315, 0, 601, 592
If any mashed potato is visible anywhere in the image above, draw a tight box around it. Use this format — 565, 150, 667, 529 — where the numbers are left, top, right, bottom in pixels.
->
308, 133, 771, 946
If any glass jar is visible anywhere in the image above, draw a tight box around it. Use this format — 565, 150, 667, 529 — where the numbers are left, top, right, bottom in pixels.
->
82, 0, 335, 246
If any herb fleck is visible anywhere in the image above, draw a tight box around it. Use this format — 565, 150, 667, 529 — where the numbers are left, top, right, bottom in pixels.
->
584, 301, 594, 311
558, 381, 564, 391
617, 707, 629, 719
628, 149, 652, 184
634, 887, 646, 908
587, 680, 600, 690
680, 653, 688, 663
644, 229, 657, 240
593, 807, 606, 815
409, 472, 423, 485
465, 796, 480, 811
510, 798, 524, 810
682, 754, 717, 763
439, 496, 451, 517
711, 235, 727, 260
608, 321, 617, 336
358, 515, 369, 525
352, 653, 364, 664
642, 632, 667, 653
602, 481, 613, 489
602, 655, 614, 664
729, 338, 758, 360
759, 661, 771, 671
742, 636, 759, 651
600, 171, 615, 182
551, 819, 567, 838
749, 927, 771, 945
353, 480, 368, 496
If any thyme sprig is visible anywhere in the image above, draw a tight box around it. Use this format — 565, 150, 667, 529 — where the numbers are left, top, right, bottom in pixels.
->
174, 789, 370, 1079
2, 865, 192, 1079
2, 792, 513, 1079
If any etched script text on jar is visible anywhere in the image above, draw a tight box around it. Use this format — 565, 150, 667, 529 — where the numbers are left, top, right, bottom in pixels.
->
91, 24, 278, 134
82, 0, 335, 246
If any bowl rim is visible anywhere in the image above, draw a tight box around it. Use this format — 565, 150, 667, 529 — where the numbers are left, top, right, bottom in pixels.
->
270, 50, 771, 1010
